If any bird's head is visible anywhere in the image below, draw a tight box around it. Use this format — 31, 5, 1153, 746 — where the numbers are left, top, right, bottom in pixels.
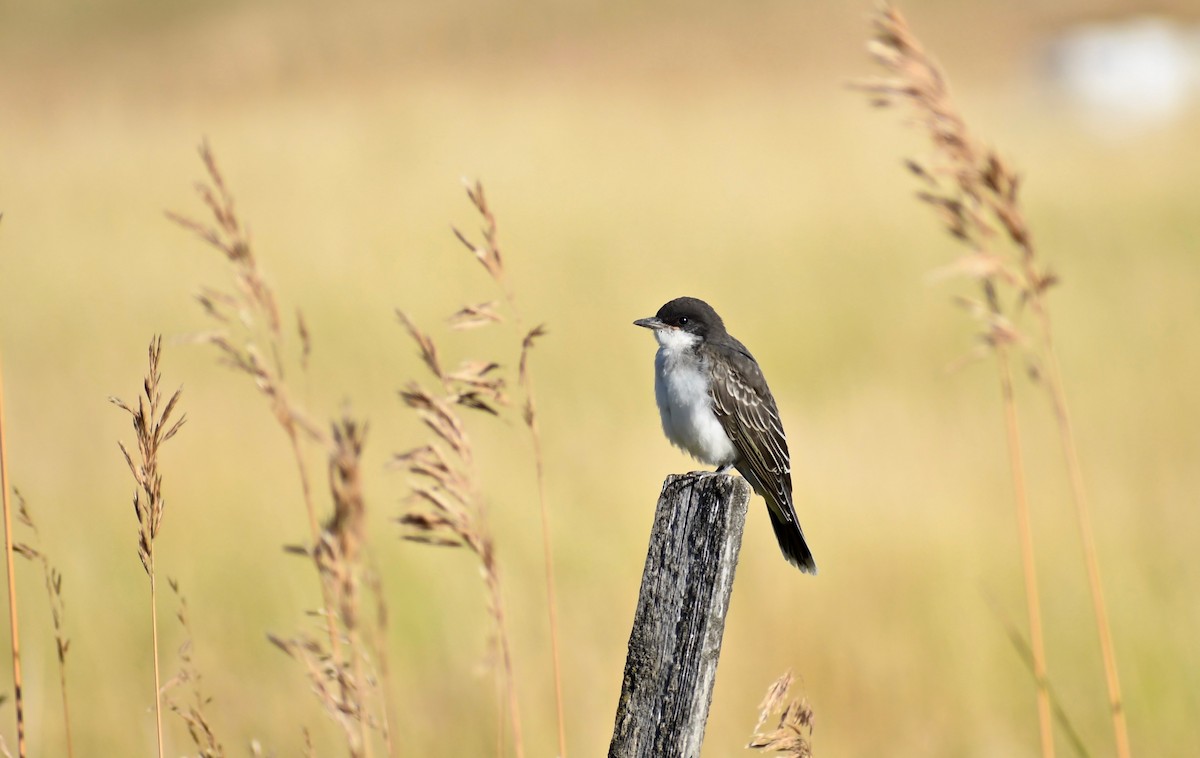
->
634, 297, 725, 348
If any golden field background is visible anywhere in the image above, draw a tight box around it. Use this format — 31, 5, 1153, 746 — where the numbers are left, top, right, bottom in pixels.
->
2, 0, 1199, 755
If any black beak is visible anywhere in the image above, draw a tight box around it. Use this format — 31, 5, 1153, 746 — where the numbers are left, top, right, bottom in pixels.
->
633, 317, 665, 329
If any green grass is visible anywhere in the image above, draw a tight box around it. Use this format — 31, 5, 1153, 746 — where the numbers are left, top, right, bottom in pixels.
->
1, 1, 1199, 755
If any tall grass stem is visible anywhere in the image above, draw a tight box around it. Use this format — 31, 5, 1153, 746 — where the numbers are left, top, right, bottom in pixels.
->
150, 561, 164, 758
1036, 320, 1130, 758
530, 419, 566, 758
111, 337, 186, 758
449, 181, 552, 757
996, 346, 1055, 758
0, 352, 27, 758
853, 6, 1130, 754
518, 329, 565, 756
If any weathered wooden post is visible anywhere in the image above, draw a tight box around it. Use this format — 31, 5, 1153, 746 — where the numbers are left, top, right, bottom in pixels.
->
609, 471, 750, 758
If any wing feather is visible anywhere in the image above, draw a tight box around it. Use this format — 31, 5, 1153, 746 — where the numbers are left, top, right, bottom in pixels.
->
707, 344, 796, 523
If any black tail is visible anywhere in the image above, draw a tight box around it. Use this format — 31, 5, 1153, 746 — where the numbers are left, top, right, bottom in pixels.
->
768, 508, 817, 574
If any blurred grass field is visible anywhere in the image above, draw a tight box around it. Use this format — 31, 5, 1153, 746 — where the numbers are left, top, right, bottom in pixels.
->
2, 0, 1200, 755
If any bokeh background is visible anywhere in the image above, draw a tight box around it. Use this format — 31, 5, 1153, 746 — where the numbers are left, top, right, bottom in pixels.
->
2, 0, 1199, 755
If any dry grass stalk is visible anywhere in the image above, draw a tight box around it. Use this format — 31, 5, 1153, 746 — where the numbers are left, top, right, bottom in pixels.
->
995, 330, 1055, 753
453, 180, 565, 757
748, 670, 814, 757
324, 416, 372, 755
171, 144, 394, 754
271, 415, 389, 758
854, 7, 1055, 754
162, 578, 225, 758
393, 312, 524, 758
0, 347, 26, 758
166, 141, 325, 541
111, 336, 187, 758
12, 491, 74, 758
855, 5, 1130, 757
167, 153, 337, 684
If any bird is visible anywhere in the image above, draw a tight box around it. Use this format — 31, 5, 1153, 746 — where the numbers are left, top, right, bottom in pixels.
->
634, 296, 816, 573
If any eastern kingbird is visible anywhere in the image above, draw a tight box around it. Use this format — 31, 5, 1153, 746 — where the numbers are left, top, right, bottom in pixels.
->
634, 297, 816, 573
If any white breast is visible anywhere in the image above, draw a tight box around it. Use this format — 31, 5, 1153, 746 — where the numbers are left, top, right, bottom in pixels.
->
652, 330, 737, 467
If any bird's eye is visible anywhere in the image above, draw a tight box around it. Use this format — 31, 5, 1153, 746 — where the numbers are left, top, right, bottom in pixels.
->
678, 317, 689, 326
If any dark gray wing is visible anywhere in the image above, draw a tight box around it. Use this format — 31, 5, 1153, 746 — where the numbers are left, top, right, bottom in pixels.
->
706, 339, 795, 521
